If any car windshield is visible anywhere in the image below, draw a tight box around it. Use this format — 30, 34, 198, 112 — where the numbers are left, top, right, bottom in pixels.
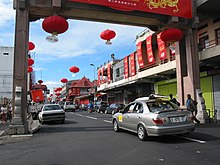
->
44, 105, 62, 111
146, 100, 178, 113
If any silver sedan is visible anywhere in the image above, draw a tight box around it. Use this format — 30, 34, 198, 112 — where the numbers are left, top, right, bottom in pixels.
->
112, 96, 195, 141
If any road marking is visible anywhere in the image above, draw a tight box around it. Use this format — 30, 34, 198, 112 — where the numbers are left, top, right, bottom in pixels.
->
103, 120, 112, 123
178, 136, 206, 144
86, 116, 97, 120
73, 113, 84, 117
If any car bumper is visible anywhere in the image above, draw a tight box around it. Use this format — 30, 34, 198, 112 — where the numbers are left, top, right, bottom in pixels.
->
41, 115, 65, 122
147, 124, 195, 136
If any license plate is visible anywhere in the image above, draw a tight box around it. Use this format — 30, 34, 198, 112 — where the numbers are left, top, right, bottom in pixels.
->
170, 116, 186, 123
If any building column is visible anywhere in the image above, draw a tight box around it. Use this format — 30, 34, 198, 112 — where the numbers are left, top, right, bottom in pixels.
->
9, 0, 29, 134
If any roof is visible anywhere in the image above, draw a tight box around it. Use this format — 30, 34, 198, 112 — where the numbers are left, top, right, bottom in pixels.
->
72, 77, 93, 88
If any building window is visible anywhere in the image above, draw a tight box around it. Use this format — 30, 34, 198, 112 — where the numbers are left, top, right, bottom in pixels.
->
198, 35, 209, 50
116, 68, 120, 77
3, 52, 9, 56
215, 28, 220, 45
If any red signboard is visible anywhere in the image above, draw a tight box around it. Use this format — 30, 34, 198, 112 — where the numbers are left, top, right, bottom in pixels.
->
107, 63, 111, 83
136, 41, 144, 68
31, 89, 44, 102
124, 56, 129, 79
130, 53, 136, 76
69, 0, 192, 18
157, 32, 167, 60
146, 35, 155, 64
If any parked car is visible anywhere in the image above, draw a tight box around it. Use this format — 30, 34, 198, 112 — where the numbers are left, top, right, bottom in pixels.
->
38, 104, 65, 124
63, 101, 76, 112
105, 103, 125, 115
95, 101, 108, 113
112, 94, 195, 141
79, 104, 87, 111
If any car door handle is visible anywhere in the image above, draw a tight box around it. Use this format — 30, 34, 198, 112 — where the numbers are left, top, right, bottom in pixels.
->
137, 116, 141, 119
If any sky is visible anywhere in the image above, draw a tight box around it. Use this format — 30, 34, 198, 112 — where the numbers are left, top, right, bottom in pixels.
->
0, 0, 147, 91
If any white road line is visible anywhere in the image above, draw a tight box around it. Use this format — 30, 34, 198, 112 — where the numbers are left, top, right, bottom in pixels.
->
178, 136, 206, 144
103, 120, 112, 123
86, 116, 97, 120
73, 113, 84, 117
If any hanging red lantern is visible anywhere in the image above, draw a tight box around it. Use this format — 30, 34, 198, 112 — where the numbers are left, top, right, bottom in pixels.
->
28, 42, 35, 51
38, 80, 43, 84
28, 58, 34, 66
28, 66, 33, 73
55, 93, 61, 96
69, 66, 80, 73
42, 15, 69, 43
160, 28, 183, 43
61, 78, 68, 83
100, 29, 116, 45
56, 87, 62, 91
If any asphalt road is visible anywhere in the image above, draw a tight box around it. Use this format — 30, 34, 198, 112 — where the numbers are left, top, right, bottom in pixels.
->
0, 110, 220, 165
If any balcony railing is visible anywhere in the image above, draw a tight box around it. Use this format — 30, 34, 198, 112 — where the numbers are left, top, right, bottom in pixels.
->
198, 38, 219, 51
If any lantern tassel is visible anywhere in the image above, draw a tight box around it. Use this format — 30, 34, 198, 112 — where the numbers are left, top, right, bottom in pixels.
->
105, 40, 112, 45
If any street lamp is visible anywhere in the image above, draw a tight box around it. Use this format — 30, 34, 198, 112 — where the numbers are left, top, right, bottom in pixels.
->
90, 64, 96, 102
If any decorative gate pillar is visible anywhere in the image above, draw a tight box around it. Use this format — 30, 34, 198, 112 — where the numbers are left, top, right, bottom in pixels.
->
9, 0, 29, 134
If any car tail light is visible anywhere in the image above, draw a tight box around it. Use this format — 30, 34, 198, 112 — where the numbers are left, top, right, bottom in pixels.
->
152, 118, 164, 125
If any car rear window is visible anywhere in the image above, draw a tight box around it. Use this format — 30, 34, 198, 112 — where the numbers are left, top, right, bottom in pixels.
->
44, 105, 61, 111
146, 100, 178, 113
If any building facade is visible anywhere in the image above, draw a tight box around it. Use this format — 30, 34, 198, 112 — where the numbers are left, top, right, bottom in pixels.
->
0, 46, 14, 99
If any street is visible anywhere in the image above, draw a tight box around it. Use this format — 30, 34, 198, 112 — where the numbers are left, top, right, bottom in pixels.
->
0, 110, 220, 165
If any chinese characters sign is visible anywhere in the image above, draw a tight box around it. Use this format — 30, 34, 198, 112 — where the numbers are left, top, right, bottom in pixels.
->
130, 53, 136, 76
146, 35, 155, 64
69, 0, 192, 18
157, 32, 167, 60
124, 56, 129, 79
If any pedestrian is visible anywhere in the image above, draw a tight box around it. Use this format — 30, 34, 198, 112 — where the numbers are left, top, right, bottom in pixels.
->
1, 104, 7, 123
87, 101, 93, 113
186, 94, 200, 124
169, 94, 180, 106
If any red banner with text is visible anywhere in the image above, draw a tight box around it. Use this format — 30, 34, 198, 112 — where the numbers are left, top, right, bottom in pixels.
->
146, 35, 155, 64
130, 53, 136, 76
69, 0, 192, 18
124, 56, 129, 79
136, 41, 144, 68
107, 63, 111, 83
157, 32, 167, 60
97, 69, 101, 86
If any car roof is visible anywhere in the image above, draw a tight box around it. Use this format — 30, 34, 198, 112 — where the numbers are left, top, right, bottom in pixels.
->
135, 94, 168, 101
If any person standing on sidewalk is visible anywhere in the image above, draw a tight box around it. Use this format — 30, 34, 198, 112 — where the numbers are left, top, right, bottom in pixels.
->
1, 104, 7, 124
186, 94, 200, 124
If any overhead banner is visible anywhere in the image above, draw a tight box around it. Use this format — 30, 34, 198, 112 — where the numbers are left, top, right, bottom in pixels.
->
136, 41, 144, 68
124, 56, 129, 79
69, 0, 192, 18
157, 32, 167, 60
130, 53, 136, 76
97, 69, 101, 86
146, 35, 155, 64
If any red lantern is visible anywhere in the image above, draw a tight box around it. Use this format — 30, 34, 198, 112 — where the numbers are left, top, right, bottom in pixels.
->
28, 58, 34, 66
42, 15, 69, 43
28, 42, 35, 51
55, 93, 61, 96
28, 66, 33, 73
61, 78, 68, 83
160, 28, 183, 43
56, 87, 62, 91
100, 29, 116, 45
69, 66, 80, 73
38, 80, 43, 84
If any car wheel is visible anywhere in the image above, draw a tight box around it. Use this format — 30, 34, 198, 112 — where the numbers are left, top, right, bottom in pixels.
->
137, 125, 147, 141
113, 119, 120, 132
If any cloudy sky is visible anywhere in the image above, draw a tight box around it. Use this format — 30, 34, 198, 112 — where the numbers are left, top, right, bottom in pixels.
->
0, 0, 147, 91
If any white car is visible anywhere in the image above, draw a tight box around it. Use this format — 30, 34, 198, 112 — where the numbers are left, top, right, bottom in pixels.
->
38, 104, 66, 124
63, 102, 76, 112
